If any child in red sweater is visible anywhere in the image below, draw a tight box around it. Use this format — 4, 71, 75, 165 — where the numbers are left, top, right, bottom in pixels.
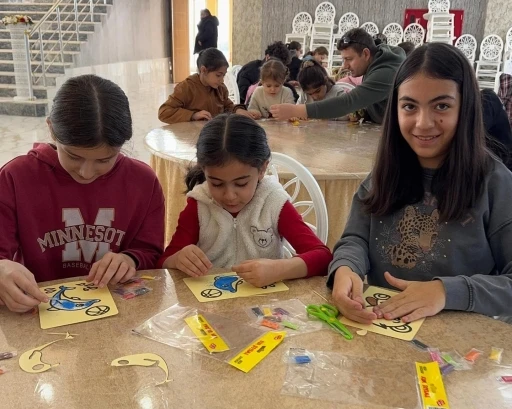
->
0, 75, 164, 312
157, 114, 331, 287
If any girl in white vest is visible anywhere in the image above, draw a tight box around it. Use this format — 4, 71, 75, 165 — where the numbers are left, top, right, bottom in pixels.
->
157, 114, 332, 287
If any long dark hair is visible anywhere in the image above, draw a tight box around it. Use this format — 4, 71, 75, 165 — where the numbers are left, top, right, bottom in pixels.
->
298, 59, 333, 91
364, 43, 490, 222
49, 74, 132, 147
185, 114, 271, 191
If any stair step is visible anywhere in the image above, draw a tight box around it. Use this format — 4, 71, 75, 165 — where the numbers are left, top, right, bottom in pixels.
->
0, 83, 47, 98
0, 39, 83, 51
0, 49, 77, 62
0, 71, 58, 86
0, 60, 71, 74
0, 97, 48, 117
0, 13, 104, 24
0, 4, 109, 14
0, 29, 89, 41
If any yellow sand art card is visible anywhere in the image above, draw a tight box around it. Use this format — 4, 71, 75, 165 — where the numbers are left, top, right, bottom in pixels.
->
38, 280, 118, 329
183, 272, 289, 302
339, 286, 425, 341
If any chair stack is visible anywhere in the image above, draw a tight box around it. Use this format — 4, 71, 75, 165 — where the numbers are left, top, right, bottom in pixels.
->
504, 27, 512, 75
455, 34, 478, 66
475, 35, 504, 90
424, 0, 455, 45
285, 12, 313, 53
309, 2, 336, 67
329, 12, 359, 74
382, 23, 404, 46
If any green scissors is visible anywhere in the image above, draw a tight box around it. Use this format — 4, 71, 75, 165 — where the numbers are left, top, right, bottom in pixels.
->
306, 303, 353, 340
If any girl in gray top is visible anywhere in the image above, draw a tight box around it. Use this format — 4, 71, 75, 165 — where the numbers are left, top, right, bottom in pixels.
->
329, 43, 512, 325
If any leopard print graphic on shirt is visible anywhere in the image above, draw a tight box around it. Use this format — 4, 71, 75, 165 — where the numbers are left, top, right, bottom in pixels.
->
386, 206, 440, 269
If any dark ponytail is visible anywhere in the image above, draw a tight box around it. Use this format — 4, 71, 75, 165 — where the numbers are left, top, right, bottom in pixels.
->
185, 114, 270, 192
196, 48, 229, 72
49, 74, 132, 147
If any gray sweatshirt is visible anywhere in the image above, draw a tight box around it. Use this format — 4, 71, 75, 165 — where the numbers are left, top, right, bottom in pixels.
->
328, 159, 512, 318
305, 45, 405, 124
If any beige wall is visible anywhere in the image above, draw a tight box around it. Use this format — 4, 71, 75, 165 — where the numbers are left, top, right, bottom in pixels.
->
484, 0, 512, 40
75, 0, 171, 67
232, 0, 263, 65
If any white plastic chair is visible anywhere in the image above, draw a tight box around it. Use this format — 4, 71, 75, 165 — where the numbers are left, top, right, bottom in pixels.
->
476, 35, 504, 90
504, 27, 512, 61
335, 82, 355, 92
337, 12, 359, 36
428, 0, 450, 13
360, 22, 379, 37
404, 23, 425, 47
231, 64, 242, 80
285, 12, 313, 53
268, 152, 329, 255
455, 34, 477, 64
382, 23, 404, 46
224, 70, 240, 104
314, 2, 336, 24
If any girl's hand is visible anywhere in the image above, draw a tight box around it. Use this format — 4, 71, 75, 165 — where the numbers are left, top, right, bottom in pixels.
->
288, 81, 300, 87
332, 266, 377, 324
175, 245, 212, 277
246, 110, 262, 120
87, 252, 136, 288
373, 272, 446, 323
0, 260, 48, 312
191, 110, 212, 121
235, 109, 256, 119
269, 103, 306, 121
232, 259, 277, 287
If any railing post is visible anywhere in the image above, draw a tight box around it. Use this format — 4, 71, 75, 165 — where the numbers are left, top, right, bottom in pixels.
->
56, 6, 65, 64
23, 31, 34, 100
74, 0, 80, 40
90, 0, 94, 22
38, 27, 47, 88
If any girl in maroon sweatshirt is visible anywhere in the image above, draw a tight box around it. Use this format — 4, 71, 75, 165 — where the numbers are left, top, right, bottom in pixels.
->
0, 75, 164, 312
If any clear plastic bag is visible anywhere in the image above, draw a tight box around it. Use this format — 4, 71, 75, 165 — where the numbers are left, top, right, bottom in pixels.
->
133, 304, 267, 363
281, 349, 421, 409
245, 299, 323, 337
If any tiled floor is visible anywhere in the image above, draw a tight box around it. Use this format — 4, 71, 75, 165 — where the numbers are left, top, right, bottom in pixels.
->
0, 83, 173, 167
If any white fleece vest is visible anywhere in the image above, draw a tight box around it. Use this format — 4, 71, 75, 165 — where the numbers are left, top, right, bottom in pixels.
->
187, 176, 290, 267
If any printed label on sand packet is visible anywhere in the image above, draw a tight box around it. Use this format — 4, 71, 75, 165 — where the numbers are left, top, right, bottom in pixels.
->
229, 331, 286, 373
416, 362, 450, 409
184, 314, 229, 353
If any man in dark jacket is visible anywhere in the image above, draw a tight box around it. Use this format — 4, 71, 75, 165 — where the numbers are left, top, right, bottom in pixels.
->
194, 9, 218, 54
236, 41, 292, 103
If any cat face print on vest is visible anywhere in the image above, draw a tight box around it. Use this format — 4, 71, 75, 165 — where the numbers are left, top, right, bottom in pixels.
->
251, 226, 274, 248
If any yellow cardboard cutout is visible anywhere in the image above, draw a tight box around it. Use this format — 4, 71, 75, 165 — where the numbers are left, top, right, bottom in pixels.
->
340, 286, 425, 341
111, 353, 171, 385
184, 272, 289, 302
19, 333, 74, 373
38, 280, 118, 329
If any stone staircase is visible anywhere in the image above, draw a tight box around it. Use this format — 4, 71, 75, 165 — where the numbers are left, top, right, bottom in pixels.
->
0, 0, 113, 116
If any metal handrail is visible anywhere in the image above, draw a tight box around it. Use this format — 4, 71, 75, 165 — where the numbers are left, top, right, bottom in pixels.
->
29, 0, 66, 36
23, 0, 107, 98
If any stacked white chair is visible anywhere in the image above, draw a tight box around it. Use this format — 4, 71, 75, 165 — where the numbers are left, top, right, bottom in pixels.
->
454, 34, 477, 65
230, 64, 243, 80
285, 12, 313, 53
329, 12, 359, 74
424, 0, 455, 44
309, 2, 336, 67
360, 22, 379, 37
224, 70, 240, 104
504, 27, 512, 63
404, 23, 425, 47
475, 34, 504, 90
383, 23, 404, 46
